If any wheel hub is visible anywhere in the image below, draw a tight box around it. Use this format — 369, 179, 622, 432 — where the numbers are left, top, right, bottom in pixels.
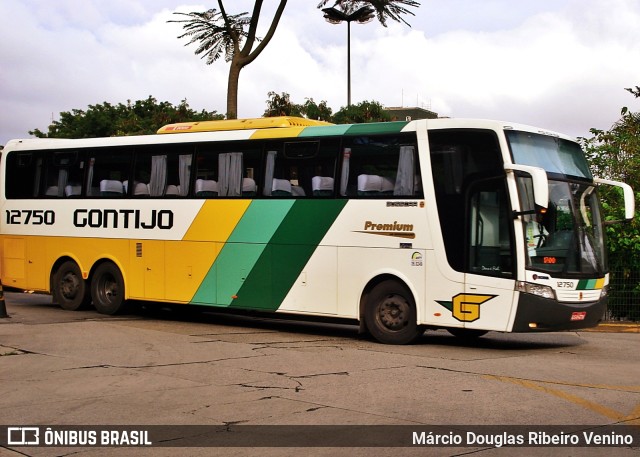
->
61, 273, 79, 299
378, 294, 409, 330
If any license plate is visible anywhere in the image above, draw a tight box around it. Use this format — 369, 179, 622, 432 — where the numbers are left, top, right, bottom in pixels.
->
571, 311, 587, 321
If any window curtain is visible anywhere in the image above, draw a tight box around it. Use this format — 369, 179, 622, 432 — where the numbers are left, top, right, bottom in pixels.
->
218, 152, 243, 196
394, 146, 415, 196
86, 158, 95, 196
263, 151, 277, 196
56, 168, 69, 197
339, 148, 351, 196
149, 155, 167, 196
178, 154, 191, 196
33, 157, 43, 197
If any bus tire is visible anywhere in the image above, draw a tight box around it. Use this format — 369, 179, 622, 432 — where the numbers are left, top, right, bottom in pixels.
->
52, 260, 89, 311
447, 328, 488, 339
91, 262, 126, 315
364, 280, 422, 345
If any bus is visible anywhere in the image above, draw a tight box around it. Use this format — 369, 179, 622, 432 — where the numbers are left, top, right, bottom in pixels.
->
0, 117, 634, 344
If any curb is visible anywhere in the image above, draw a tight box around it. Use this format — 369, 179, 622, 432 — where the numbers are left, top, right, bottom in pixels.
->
584, 323, 640, 333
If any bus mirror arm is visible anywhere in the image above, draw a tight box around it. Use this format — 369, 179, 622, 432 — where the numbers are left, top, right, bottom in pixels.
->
603, 219, 629, 226
511, 204, 548, 219
504, 164, 549, 211
594, 177, 635, 221
512, 209, 536, 218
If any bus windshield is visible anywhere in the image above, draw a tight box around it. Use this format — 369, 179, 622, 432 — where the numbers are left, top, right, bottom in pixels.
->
522, 179, 606, 276
506, 130, 607, 276
507, 130, 592, 180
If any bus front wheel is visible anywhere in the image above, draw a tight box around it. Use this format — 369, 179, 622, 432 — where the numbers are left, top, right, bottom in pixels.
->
364, 280, 423, 345
91, 262, 126, 315
52, 261, 90, 311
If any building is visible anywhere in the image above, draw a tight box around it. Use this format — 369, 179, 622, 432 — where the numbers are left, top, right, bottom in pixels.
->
384, 106, 438, 121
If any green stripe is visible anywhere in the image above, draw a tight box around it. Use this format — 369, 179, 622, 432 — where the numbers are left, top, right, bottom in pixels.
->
577, 279, 597, 290
191, 201, 294, 305
344, 121, 409, 135
231, 200, 347, 310
227, 200, 295, 243
299, 125, 352, 137
298, 122, 409, 138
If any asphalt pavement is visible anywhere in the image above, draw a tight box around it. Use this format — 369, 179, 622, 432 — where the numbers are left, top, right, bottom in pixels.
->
1, 291, 639, 457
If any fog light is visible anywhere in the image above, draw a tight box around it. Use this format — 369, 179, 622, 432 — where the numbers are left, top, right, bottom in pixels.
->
529, 323, 538, 329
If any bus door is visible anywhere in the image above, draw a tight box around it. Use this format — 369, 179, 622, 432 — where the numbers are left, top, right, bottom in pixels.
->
463, 177, 517, 331
429, 129, 516, 332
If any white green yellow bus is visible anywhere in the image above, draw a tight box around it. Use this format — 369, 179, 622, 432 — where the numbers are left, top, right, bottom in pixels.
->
0, 116, 634, 343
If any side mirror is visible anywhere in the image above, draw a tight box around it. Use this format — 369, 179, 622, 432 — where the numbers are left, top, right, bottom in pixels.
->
504, 164, 549, 216
594, 177, 635, 222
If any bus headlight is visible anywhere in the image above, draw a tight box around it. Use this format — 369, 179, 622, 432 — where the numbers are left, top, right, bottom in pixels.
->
516, 281, 556, 300
600, 285, 609, 298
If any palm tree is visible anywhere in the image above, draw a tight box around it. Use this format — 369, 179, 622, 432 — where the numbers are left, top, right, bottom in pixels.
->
170, 1, 287, 119
317, 0, 420, 27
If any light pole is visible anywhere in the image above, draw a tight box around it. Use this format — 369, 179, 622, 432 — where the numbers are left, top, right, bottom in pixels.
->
322, 6, 375, 107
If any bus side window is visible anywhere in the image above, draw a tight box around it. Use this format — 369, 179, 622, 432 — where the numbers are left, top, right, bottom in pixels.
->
166, 153, 192, 197
43, 151, 84, 198
133, 152, 165, 197
5, 152, 43, 199
194, 143, 260, 198
194, 146, 218, 197
86, 148, 132, 197
263, 139, 338, 198
468, 182, 513, 277
340, 134, 421, 198
242, 155, 258, 197
132, 146, 195, 198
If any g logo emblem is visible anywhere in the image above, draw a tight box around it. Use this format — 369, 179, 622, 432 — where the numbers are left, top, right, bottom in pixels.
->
436, 294, 496, 322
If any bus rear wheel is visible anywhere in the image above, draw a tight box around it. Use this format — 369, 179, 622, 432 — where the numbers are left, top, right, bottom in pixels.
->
91, 262, 126, 315
52, 260, 89, 311
364, 280, 422, 345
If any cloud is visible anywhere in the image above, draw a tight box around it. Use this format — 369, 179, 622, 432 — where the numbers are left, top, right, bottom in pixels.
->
1, 0, 639, 145
337, 0, 640, 135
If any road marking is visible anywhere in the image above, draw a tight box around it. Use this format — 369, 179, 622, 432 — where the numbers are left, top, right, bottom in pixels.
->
485, 375, 640, 424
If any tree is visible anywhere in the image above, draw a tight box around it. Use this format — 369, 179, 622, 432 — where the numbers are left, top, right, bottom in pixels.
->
263, 91, 304, 118
263, 92, 389, 123
581, 86, 640, 320
302, 98, 334, 122
331, 100, 390, 123
263, 91, 333, 121
29, 96, 222, 138
583, 87, 640, 189
317, 0, 421, 27
170, 1, 287, 119
581, 87, 640, 223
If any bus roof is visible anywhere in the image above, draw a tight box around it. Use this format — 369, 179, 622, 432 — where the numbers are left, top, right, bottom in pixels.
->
2, 118, 577, 151
157, 116, 334, 134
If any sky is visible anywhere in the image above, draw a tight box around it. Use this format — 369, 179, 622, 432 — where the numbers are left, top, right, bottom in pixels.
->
1, 0, 639, 145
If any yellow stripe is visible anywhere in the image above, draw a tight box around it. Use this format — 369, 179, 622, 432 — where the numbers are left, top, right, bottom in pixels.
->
163, 240, 221, 302
249, 127, 306, 139
157, 116, 331, 134
183, 200, 250, 242
485, 375, 640, 422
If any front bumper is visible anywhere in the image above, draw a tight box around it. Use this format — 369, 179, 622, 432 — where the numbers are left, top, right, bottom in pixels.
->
511, 293, 606, 332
